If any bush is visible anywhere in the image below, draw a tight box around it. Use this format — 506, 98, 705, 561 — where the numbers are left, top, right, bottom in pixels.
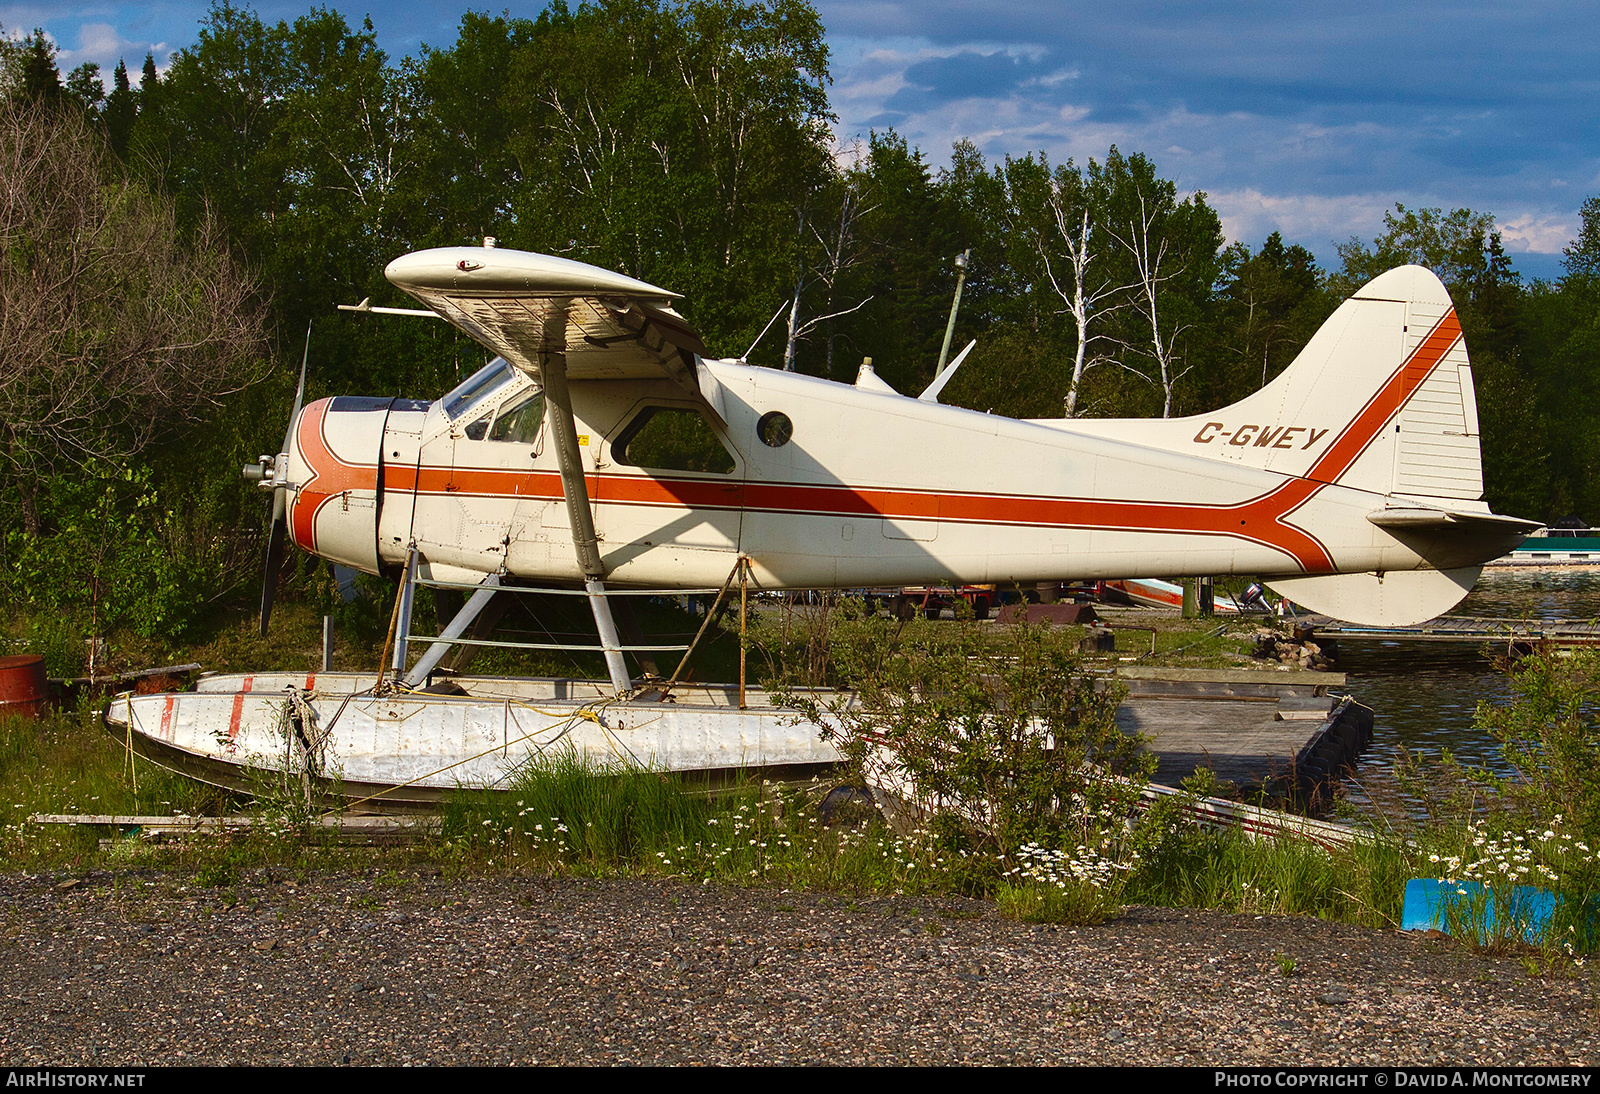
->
1475, 649, 1600, 842
1390, 650, 1600, 954
772, 604, 1151, 855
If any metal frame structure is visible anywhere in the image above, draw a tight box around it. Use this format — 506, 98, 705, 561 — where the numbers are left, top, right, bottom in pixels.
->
391, 563, 715, 693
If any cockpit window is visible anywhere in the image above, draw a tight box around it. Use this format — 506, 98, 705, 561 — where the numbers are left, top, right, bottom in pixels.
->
615, 406, 736, 475
442, 358, 514, 420
461, 389, 545, 444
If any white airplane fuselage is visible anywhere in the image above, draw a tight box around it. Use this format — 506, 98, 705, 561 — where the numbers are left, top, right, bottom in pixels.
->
283, 355, 1515, 595
262, 252, 1535, 629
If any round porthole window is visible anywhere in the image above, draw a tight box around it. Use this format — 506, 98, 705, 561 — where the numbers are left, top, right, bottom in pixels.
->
757, 411, 793, 448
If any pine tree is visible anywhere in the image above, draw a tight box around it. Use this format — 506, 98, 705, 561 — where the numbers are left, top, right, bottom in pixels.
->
104, 60, 137, 157
16, 32, 60, 103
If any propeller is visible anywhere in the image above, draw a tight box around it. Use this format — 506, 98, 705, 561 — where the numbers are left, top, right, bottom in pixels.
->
245, 323, 311, 636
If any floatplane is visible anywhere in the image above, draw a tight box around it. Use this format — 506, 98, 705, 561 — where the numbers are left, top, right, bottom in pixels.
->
106, 244, 1538, 805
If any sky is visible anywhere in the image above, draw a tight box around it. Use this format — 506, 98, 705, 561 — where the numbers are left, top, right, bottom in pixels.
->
10, 1, 1597, 281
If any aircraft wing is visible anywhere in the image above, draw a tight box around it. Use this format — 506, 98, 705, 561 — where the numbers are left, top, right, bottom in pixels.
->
385, 247, 709, 404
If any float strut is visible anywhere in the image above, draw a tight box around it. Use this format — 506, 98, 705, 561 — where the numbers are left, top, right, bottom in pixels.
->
402, 573, 503, 688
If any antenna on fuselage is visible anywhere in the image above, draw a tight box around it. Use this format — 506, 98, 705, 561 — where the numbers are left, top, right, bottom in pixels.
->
918, 339, 977, 403
738, 301, 790, 363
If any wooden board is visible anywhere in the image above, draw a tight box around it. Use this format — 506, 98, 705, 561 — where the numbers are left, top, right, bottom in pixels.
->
1117, 697, 1330, 790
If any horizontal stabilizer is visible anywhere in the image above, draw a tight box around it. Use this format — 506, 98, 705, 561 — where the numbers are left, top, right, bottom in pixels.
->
1366, 507, 1544, 535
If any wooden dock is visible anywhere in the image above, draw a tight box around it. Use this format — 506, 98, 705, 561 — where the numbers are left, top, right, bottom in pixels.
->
1306, 615, 1600, 649
1112, 668, 1370, 796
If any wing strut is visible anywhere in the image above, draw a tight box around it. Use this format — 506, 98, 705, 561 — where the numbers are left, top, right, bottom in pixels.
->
540, 301, 632, 695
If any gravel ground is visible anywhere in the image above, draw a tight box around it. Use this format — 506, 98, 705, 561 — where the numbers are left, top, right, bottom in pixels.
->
0, 869, 1593, 1066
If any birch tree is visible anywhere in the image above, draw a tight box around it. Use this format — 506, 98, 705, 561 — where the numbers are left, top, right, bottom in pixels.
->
1093, 149, 1222, 418
782, 175, 875, 371
1112, 190, 1189, 418
1006, 158, 1138, 417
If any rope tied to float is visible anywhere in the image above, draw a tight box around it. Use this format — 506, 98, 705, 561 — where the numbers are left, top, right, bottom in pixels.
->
123, 691, 138, 796
321, 693, 625, 818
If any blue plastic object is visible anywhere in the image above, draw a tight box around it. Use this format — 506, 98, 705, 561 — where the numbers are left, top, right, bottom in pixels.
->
1402, 878, 1559, 944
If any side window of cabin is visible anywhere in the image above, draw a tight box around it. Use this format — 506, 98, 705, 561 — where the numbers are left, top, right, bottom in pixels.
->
615, 407, 736, 475
490, 391, 545, 443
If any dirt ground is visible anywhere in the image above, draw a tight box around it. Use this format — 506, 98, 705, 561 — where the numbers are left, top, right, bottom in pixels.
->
0, 869, 1593, 1066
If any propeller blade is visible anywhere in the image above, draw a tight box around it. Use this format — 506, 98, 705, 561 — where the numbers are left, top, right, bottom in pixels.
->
281, 320, 311, 458
259, 510, 288, 637
259, 321, 311, 637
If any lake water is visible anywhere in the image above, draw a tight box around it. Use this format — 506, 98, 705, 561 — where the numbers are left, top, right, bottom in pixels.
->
1335, 567, 1600, 811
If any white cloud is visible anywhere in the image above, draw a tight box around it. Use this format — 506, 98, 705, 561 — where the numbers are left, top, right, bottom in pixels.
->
57, 21, 117, 63
1209, 188, 1403, 257
1032, 67, 1079, 88
1498, 212, 1575, 255
1210, 190, 1579, 266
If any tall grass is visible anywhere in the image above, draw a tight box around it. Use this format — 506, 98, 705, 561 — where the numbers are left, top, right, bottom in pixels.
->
0, 707, 227, 865
1126, 820, 1410, 928
438, 752, 981, 895
430, 750, 1426, 932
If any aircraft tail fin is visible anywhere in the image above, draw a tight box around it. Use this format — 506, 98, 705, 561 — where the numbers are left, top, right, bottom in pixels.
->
1055, 265, 1487, 505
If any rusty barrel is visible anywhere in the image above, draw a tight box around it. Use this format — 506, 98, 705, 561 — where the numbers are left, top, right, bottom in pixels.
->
0, 655, 48, 718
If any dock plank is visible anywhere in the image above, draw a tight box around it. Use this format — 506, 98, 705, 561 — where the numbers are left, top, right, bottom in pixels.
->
1118, 697, 1329, 790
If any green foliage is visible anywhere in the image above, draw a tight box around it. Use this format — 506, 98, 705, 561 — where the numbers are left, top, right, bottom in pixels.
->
0, 707, 227, 868
444, 750, 710, 866
1210, 232, 1333, 400
1473, 650, 1600, 842
993, 841, 1133, 925
1125, 796, 1408, 928
1422, 817, 1599, 954
1374, 651, 1600, 955
2, 464, 214, 640
440, 753, 985, 895
195, 860, 239, 888
1334, 204, 1500, 297
827, 133, 963, 392
1563, 196, 1600, 280
16, 33, 61, 104
772, 606, 1149, 853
